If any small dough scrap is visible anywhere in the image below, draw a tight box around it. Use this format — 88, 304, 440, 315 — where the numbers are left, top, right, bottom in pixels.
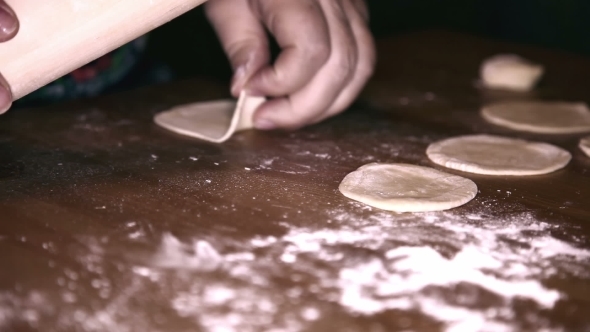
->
427, 134, 571, 176
339, 163, 477, 213
481, 101, 590, 134
480, 54, 544, 92
154, 91, 266, 143
580, 136, 590, 157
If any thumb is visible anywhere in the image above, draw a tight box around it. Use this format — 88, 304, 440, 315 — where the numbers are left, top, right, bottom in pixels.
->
205, 0, 270, 97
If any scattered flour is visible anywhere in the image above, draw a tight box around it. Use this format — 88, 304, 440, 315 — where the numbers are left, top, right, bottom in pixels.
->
138, 209, 588, 332
152, 234, 222, 271
255, 157, 312, 175
0, 292, 49, 330
1, 208, 589, 332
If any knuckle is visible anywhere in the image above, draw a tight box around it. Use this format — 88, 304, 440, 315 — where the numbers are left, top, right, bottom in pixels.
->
329, 0, 349, 22
331, 48, 358, 81
256, 67, 288, 95
305, 43, 331, 65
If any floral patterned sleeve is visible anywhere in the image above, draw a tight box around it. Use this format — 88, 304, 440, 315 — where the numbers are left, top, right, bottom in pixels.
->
20, 35, 151, 105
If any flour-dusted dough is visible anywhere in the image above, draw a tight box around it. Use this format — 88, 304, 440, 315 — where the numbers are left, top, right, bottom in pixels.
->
580, 136, 590, 157
154, 91, 266, 143
339, 163, 477, 213
480, 54, 544, 92
427, 134, 571, 176
481, 101, 590, 134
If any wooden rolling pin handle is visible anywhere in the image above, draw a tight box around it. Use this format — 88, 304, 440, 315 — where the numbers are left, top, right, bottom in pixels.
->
0, 0, 208, 100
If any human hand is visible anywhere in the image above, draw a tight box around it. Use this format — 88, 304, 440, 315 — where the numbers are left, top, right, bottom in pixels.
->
0, 1, 18, 114
205, 0, 376, 130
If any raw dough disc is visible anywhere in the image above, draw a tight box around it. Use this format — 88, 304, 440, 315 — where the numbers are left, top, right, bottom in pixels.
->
338, 163, 477, 213
154, 91, 266, 143
427, 134, 571, 175
481, 101, 590, 134
580, 136, 590, 157
480, 54, 544, 92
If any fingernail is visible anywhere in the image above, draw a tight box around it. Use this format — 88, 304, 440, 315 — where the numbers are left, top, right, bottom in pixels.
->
231, 66, 246, 96
0, 84, 12, 115
0, 5, 18, 37
254, 118, 276, 130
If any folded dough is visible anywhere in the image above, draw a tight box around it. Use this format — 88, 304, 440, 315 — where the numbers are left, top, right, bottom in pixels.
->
154, 91, 266, 143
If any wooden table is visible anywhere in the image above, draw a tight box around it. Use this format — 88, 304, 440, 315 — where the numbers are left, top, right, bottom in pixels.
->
1, 30, 589, 332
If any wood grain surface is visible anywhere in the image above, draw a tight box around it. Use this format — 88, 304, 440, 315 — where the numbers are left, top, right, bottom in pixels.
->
0, 30, 589, 331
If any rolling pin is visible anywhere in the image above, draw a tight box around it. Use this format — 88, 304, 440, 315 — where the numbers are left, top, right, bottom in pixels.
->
0, 0, 208, 100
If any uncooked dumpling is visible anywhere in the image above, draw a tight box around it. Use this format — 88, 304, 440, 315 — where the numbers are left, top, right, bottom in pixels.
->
338, 163, 477, 213
480, 54, 544, 92
154, 91, 265, 143
427, 134, 571, 176
481, 101, 590, 134
580, 136, 590, 157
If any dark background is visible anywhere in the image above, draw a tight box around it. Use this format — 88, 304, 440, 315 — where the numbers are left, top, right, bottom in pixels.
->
143, 0, 590, 83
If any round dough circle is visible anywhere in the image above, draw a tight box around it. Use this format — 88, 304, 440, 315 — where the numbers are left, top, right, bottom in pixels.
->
338, 163, 477, 213
427, 134, 571, 175
480, 54, 543, 92
481, 101, 590, 134
580, 136, 590, 157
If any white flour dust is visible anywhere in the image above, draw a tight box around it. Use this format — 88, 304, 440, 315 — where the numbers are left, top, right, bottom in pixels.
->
136, 208, 590, 332
152, 234, 222, 271
1, 207, 589, 332
255, 157, 313, 175
0, 292, 50, 330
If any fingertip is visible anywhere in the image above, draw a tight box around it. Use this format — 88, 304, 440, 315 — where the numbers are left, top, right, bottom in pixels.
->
228, 46, 270, 97
0, 3, 18, 42
230, 66, 247, 97
231, 59, 264, 97
253, 118, 277, 130
244, 66, 277, 96
204, 0, 271, 98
